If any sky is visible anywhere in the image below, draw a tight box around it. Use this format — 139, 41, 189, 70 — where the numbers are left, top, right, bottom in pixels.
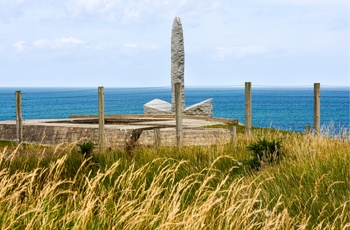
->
0, 0, 349, 87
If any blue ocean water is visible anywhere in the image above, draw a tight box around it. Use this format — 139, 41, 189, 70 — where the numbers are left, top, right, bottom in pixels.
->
1, 87, 349, 133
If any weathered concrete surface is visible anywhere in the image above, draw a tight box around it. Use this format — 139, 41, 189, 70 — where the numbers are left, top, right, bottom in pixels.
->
144, 98, 213, 117
138, 128, 231, 146
144, 99, 173, 115
0, 115, 237, 147
183, 99, 212, 117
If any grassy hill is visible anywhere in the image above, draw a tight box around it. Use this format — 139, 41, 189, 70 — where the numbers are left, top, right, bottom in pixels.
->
0, 127, 348, 229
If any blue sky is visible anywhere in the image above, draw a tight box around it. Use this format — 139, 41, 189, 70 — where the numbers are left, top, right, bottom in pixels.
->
0, 0, 349, 87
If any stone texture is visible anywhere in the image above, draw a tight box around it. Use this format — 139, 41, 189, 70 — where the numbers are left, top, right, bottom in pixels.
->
184, 99, 213, 117
0, 115, 237, 146
137, 128, 231, 146
144, 99, 173, 115
171, 17, 185, 109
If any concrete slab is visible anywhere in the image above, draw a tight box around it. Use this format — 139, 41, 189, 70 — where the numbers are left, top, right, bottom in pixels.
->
0, 115, 238, 147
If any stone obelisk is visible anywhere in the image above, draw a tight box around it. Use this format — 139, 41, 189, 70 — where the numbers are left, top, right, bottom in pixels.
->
171, 17, 185, 110
144, 17, 212, 117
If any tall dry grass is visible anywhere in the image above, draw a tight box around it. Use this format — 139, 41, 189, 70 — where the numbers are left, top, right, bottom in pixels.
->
0, 127, 348, 229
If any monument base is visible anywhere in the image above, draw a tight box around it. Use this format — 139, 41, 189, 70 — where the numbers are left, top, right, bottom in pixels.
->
144, 98, 213, 117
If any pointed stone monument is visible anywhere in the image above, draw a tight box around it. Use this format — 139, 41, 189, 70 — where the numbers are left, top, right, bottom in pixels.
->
144, 17, 212, 117
171, 17, 185, 110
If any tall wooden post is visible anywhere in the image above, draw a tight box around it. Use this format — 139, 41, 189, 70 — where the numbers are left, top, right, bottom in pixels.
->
245, 82, 252, 136
314, 83, 320, 135
16, 91, 23, 143
175, 83, 183, 148
98, 86, 105, 152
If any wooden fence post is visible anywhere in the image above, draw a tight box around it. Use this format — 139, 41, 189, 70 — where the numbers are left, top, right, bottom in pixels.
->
245, 82, 252, 136
230, 126, 236, 143
175, 83, 183, 148
98, 86, 105, 152
154, 128, 160, 148
314, 83, 320, 135
71, 132, 77, 143
16, 91, 23, 143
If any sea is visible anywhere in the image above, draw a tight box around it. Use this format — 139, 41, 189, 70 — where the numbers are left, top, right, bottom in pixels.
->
1, 87, 349, 134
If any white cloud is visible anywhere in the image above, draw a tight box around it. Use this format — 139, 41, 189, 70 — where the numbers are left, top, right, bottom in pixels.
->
32, 37, 85, 49
9, 37, 86, 54
120, 43, 138, 56
66, 0, 109, 15
60, 37, 84, 44
214, 45, 267, 60
267, 0, 348, 4
120, 42, 160, 57
64, 0, 224, 23
12, 41, 27, 51
1, 0, 348, 87
122, 43, 138, 49
0, 0, 28, 5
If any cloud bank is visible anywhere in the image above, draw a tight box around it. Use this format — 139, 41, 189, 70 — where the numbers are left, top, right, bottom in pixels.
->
0, 0, 348, 87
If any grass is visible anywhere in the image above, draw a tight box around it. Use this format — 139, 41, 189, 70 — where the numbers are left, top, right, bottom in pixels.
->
203, 123, 246, 134
0, 128, 349, 229
0, 140, 15, 148
204, 123, 296, 136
